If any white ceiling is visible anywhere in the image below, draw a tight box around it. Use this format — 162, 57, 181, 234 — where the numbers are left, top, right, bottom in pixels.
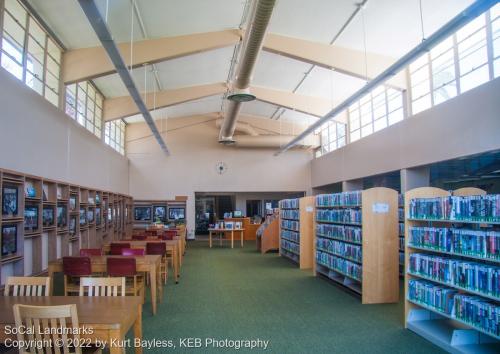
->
28, 0, 477, 125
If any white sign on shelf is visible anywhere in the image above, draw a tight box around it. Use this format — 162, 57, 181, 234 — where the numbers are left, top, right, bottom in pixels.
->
372, 203, 389, 214
305, 206, 314, 213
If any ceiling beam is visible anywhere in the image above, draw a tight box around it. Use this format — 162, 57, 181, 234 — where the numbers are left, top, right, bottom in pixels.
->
104, 82, 228, 121
262, 33, 406, 89
62, 29, 241, 84
251, 86, 344, 122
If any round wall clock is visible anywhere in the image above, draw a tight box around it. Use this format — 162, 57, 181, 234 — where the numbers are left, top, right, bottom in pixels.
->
215, 162, 228, 175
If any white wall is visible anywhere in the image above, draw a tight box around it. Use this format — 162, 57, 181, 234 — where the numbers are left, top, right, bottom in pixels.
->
0, 68, 129, 194
127, 114, 312, 233
311, 77, 500, 188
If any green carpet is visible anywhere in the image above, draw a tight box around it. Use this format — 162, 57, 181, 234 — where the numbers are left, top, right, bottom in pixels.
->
138, 241, 444, 353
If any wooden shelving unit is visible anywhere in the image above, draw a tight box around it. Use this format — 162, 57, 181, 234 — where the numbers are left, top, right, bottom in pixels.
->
278, 196, 314, 269
399, 194, 405, 277
0, 167, 133, 286
404, 187, 500, 353
314, 187, 399, 304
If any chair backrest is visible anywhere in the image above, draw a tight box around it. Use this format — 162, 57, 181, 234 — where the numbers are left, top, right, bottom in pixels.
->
13, 303, 81, 354
146, 242, 166, 256
132, 234, 147, 240
107, 257, 137, 277
159, 234, 174, 240
145, 230, 157, 236
62, 257, 92, 276
121, 248, 145, 256
79, 248, 102, 257
4, 276, 51, 296
79, 277, 125, 297
109, 243, 131, 255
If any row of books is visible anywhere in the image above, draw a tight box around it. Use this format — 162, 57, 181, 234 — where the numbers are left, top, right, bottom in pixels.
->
316, 237, 362, 263
280, 209, 299, 220
316, 191, 362, 207
399, 223, 405, 236
400, 251, 405, 265
316, 209, 362, 224
408, 227, 500, 261
400, 236, 405, 251
316, 250, 362, 281
408, 279, 500, 337
279, 199, 299, 209
399, 195, 404, 207
281, 229, 299, 243
281, 239, 299, 255
399, 209, 404, 221
315, 223, 362, 244
408, 195, 500, 222
408, 253, 500, 298
280, 219, 299, 231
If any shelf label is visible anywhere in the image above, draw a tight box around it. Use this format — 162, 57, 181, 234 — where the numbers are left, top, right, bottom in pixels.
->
372, 203, 389, 214
305, 206, 314, 213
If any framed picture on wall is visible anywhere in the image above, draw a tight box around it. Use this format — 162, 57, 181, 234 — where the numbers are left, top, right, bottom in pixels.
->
57, 205, 67, 228
134, 206, 152, 221
43, 207, 55, 227
79, 208, 86, 226
69, 215, 76, 235
1, 224, 17, 256
168, 207, 185, 220
2, 185, 18, 216
24, 205, 39, 232
153, 205, 167, 222
69, 195, 77, 211
24, 182, 36, 198
96, 207, 101, 226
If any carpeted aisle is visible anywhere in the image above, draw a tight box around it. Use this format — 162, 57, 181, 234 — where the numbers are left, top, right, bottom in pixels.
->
139, 241, 443, 353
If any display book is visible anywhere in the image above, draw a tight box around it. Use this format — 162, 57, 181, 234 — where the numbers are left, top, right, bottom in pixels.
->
278, 196, 315, 269
399, 194, 405, 276
0, 168, 133, 286
405, 187, 500, 353
315, 188, 399, 304
279, 198, 300, 264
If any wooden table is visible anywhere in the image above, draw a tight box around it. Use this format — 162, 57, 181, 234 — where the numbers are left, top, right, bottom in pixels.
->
104, 240, 180, 283
48, 255, 162, 315
208, 228, 245, 248
0, 296, 142, 354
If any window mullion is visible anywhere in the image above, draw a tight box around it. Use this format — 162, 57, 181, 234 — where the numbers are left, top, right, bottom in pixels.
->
0, 0, 5, 46
21, 8, 28, 84
427, 52, 434, 107
485, 9, 495, 80
453, 34, 461, 95
42, 32, 47, 97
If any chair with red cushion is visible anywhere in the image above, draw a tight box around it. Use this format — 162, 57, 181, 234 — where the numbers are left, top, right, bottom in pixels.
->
109, 243, 130, 255
146, 242, 168, 284
121, 248, 145, 256
132, 234, 147, 240
106, 258, 144, 301
80, 248, 102, 257
62, 257, 92, 295
145, 230, 157, 237
160, 230, 176, 240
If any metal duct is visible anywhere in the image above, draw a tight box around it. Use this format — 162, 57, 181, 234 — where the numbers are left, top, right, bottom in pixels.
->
232, 135, 319, 149
78, 0, 170, 155
219, 0, 276, 144
275, 0, 497, 155
215, 119, 259, 136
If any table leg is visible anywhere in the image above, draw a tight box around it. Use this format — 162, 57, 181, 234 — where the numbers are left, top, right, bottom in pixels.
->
231, 230, 234, 249
209, 231, 212, 248
219, 231, 222, 246
174, 248, 179, 284
241, 230, 244, 247
133, 303, 143, 354
157, 261, 163, 303
48, 265, 55, 295
150, 265, 157, 315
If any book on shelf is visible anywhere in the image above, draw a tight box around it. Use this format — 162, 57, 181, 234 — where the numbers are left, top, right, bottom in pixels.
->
281, 229, 299, 243
279, 198, 299, 209
24, 182, 36, 198
316, 191, 362, 207
316, 209, 362, 224
280, 209, 299, 220
316, 237, 362, 263
1, 224, 17, 256
316, 251, 362, 281
280, 219, 299, 231
316, 223, 362, 244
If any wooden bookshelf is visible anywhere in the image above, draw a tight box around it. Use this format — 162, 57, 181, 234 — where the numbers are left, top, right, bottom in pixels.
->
404, 187, 500, 353
399, 194, 405, 277
278, 196, 314, 269
0, 167, 133, 286
257, 215, 279, 254
314, 187, 399, 304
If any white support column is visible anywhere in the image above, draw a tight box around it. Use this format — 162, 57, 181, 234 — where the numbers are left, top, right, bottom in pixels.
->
400, 166, 430, 192
342, 179, 363, 192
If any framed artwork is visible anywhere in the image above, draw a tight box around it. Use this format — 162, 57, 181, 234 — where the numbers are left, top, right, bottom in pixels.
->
79, 208, 86, 226
69, 215, 76, 235
153, 205, 167, 222
57, 186, 62, 199
24, 182, 36, 198
169, 207, 185, 220
87, 208, 94, 223
42, 184, 48, 201
95, 193, 101, 204
134, 206, 152, 221
1, 224, 17, 256
96, 207, 101, 225
69, 195, 77, 211
2, 186, 18, 216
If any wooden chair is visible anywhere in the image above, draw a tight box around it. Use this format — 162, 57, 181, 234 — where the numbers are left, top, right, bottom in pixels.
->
121, 248, 145, 256
132, 234, 147, 240
79, 277, 125, 297
13, 303, 101, 353
62, 257, 92, 295
80, 248, 102, 257
109, 243, 130, 255
4, 276, 51, 296
146, 242, 168, 284
106, 258, 144, 302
